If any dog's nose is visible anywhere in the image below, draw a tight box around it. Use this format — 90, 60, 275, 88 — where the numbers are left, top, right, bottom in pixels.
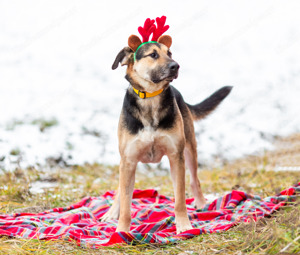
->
168, 62, 180, 71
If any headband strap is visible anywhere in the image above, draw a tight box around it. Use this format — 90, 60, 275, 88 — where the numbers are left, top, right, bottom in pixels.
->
134, 41, 157, 61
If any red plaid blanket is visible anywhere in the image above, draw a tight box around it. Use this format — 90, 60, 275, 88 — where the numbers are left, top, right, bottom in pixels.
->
0, 182, 299, 248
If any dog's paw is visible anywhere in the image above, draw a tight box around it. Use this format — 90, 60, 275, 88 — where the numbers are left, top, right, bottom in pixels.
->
194, 197, 207, 210
116, 225, 130, 232
99, 208, 119, 222
176, 223, 193, 234
176, 217, 193, 234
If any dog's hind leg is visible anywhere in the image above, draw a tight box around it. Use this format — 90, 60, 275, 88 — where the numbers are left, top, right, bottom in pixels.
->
100, 188, 120, 222
184, 143, 206, 209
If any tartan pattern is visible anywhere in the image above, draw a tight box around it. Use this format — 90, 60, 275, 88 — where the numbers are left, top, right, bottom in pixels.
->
0, 182, 299, 248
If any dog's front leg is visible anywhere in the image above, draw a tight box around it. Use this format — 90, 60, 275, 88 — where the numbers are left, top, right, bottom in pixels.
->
169, 152, 193, 234
116, 158, 137, 232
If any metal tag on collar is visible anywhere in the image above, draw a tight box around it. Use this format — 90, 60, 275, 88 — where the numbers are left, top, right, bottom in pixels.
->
138, 90, 146, 99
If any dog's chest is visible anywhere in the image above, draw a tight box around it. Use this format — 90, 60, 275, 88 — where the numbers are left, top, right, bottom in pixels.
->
126, 126, 177, 164
122, 89, 179, 163
139, 99, 161, 127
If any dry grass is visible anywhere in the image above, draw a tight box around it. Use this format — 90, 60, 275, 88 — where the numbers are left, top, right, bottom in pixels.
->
0, 133, 300, 254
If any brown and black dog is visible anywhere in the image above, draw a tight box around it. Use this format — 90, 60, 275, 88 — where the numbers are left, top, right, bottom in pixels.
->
100, 35, 232, 234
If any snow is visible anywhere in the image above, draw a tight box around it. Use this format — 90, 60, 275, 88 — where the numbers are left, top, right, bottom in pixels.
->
274, 166, 300, 172
29, 181, 58, 194
0, 1, 300, 170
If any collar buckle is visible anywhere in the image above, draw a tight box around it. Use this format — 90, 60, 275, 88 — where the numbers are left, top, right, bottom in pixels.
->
138, 90, 146, 99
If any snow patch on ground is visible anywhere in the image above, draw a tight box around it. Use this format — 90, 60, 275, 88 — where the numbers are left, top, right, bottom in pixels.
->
30, 181, 58, 194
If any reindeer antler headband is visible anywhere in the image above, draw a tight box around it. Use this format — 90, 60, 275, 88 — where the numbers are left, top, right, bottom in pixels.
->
128, 16, 172, 61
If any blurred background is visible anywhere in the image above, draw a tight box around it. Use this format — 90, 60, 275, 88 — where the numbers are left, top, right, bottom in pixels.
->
0, 0, 299, 170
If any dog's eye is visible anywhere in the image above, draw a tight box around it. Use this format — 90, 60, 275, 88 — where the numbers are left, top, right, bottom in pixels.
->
167, 51, 172, 58
150, 52, 158, 59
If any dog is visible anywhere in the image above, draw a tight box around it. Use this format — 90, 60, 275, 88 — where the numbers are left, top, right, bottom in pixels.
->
100, 17, 232, 234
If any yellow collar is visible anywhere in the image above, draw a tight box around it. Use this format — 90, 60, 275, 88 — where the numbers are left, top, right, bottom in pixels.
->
132, 87, 164, 99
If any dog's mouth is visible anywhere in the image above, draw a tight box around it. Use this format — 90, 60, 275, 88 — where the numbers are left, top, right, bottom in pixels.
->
165, 73, 178, 81
152, 73, 178, 83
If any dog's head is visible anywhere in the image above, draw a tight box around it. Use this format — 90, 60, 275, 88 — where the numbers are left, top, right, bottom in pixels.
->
112, 17, 179, 93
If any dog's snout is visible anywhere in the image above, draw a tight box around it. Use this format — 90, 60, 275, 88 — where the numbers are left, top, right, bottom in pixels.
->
168, 62, 180, 71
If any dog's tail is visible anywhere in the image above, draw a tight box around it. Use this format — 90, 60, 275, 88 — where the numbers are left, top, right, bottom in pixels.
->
186, 86, 233, 121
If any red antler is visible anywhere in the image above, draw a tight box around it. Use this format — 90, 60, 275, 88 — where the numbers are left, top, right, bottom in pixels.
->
151, 16, 169, 41
138, 18, 156, 43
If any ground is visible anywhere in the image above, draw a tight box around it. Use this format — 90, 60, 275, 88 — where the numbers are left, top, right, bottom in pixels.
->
0, 133, 299, 254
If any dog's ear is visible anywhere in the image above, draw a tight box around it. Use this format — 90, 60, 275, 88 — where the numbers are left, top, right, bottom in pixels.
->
158, 35, 172, 48
128, 35, 142, 52
112, 47, 133, 70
